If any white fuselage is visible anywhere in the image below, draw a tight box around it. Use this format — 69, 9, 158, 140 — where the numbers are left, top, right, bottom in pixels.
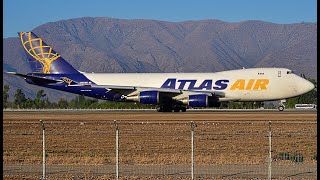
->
82, 68, 314, 102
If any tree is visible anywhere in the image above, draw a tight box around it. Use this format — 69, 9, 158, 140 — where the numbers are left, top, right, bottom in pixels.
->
57, 98, 69, 109
34, 89, 46, 108
24, 98, 35, 108
36, 89, 46, 99
3, 85, 10, 109
69, 95, 98, 109
44, 97, 51, 108
14, 89, 27, 109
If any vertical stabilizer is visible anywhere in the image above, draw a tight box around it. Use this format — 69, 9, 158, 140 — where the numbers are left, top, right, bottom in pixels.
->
19, 32, 79, 74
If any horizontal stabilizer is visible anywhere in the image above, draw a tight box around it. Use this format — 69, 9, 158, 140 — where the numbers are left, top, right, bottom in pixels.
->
6, 72, 63, 84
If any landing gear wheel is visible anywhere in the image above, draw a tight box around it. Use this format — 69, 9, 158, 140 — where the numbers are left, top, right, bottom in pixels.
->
173, 108, 180, 112
181, 107, 187, 112
157, 106, 163, 112
157, 105, 187, 112
173, 105, 182, 112
278, 105, 284, 111
157, 106, 173, 112
163, 107, 173, 112
173, 105, 187, 112
278, 99, 286, 111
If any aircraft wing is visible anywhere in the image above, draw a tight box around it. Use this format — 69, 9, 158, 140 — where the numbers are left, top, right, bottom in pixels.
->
68, 83, 225, 97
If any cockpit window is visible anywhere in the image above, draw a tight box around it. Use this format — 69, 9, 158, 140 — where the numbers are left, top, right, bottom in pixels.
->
287, 70, 295, 74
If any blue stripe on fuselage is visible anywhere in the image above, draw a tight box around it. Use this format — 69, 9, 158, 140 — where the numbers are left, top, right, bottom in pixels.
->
26, 73, 93, 85
24, 73, 117, 100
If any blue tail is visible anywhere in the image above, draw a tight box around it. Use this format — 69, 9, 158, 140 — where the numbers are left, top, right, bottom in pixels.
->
19, 32, 79, 74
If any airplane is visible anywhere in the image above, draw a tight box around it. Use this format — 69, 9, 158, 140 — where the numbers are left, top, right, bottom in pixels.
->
7, 32, 315, 112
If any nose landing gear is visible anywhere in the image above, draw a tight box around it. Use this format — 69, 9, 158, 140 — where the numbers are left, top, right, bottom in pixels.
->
278, 99, 286, 111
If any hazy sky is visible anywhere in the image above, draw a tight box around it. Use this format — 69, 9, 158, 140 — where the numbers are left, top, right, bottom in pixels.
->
4, 0, 317, 38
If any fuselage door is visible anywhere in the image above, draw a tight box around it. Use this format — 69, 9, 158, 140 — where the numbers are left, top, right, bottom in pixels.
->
278, 71, 281, 77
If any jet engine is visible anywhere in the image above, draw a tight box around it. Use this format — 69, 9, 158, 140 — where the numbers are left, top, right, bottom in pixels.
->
126, 90, 160, 104
182, 94, 220, 107
139, 91, 159, 104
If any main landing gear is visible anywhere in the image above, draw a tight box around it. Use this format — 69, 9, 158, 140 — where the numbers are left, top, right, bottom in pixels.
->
278, 99, 286, 111
157, 105, 187, 112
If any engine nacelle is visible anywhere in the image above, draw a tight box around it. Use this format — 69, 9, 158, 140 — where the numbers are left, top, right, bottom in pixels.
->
139, 91, 159, 104
125, 91, 168, 105
186, 94, 220, 107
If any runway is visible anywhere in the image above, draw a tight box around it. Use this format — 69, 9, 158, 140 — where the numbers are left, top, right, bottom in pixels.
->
3, 109, 317, 122
3, 110, 317, 179
4, 108, 317, 113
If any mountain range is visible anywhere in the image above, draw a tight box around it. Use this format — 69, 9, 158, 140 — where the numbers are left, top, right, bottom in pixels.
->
3, 17, 317, 102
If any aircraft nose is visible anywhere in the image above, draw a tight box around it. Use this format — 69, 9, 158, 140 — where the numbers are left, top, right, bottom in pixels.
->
301, 79, 315, 94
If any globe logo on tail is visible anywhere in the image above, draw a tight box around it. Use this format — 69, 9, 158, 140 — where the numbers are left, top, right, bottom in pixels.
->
20, 32, 60, 74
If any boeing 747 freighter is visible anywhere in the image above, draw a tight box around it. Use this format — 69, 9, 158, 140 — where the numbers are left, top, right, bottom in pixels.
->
7, 32, 315, 112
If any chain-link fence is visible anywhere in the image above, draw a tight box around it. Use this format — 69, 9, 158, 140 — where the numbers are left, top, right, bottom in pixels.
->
3, 119, 317, 179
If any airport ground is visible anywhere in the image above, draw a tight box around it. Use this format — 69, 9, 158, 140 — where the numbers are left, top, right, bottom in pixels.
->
3, 110, 317, 179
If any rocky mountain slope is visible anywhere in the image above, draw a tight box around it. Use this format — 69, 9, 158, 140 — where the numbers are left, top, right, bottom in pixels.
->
3, 17, 317, 101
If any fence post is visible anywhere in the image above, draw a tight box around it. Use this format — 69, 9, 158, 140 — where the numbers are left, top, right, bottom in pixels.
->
114, 120, 119, 180
268, 121, 272, 180
40, 120, 46, 180
191, 121, 197, 180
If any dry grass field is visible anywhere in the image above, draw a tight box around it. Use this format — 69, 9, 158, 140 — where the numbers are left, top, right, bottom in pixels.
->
3, 111, 317, 179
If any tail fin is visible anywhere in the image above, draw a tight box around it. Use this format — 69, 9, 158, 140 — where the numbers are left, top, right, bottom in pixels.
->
19, 32, 79, 74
